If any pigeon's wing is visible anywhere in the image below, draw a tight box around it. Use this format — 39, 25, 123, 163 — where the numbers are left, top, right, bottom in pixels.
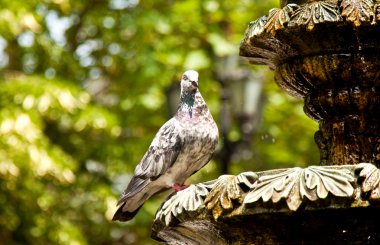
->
135, 119, 182, 178
117, 119, 182, 204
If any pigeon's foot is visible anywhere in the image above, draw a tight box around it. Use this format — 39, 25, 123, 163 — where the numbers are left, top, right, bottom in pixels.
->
172, 183, 190, 191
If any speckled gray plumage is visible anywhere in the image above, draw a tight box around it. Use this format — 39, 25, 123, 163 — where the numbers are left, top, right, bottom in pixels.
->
113, 70, 219, 222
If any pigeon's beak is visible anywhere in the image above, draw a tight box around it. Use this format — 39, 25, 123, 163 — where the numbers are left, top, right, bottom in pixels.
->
191, 80, 198, 88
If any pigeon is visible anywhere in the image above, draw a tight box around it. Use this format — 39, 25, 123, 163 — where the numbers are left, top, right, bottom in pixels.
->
113, 70, 219, 221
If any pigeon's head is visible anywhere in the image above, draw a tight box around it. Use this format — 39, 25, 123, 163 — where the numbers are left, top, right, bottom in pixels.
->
181, 70, 199, 92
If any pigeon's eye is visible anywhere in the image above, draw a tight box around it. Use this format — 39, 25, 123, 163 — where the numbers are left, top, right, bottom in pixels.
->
182, 75, 188, 80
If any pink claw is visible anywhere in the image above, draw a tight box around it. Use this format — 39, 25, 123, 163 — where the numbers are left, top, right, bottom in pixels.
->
172, 183, 190, 191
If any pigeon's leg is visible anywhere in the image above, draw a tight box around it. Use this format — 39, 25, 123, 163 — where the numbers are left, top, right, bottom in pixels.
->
172, 183, 190, 191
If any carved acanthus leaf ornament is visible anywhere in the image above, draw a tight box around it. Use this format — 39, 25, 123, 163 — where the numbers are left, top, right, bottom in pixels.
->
244, 16, 267, 39
341, 0, 376, 26
264, 4, 300, 35
244, 165, 356, 210
204, 172, 257, 220
153, 164, 380, 225
154, 180, 215, 226
357, 163, 380, 200
289, 1, 342, 30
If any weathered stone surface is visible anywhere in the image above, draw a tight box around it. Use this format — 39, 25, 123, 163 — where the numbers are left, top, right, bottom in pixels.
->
154, 208, 380, 244
152, 164, 380, 243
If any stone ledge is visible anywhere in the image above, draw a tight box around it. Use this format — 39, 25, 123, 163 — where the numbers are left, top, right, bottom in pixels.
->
151, 163, 380, 244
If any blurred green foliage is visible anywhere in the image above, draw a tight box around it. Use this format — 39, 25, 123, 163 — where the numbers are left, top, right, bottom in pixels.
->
0, 0, 318, 244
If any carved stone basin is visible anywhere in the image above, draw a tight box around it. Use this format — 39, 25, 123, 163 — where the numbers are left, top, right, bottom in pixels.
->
151, 163, 380, 244
151, 0, 380, 243
240, 0, 380, 167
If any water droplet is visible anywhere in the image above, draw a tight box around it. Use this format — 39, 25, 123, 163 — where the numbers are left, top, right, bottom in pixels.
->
360, 56, 369, 73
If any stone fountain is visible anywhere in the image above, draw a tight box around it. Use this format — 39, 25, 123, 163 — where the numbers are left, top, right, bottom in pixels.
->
151, 0, 380, 244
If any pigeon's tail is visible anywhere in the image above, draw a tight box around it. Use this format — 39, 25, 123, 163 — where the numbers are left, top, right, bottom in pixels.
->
112, 203, 142, 221
112, 176, 157, 222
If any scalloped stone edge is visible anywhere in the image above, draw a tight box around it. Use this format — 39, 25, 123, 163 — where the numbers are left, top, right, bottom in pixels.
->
153, 163, 380, 228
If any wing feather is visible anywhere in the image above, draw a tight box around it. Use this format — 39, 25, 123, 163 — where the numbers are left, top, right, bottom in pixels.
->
118, 119, 183, 203
135, 119, 182, 178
